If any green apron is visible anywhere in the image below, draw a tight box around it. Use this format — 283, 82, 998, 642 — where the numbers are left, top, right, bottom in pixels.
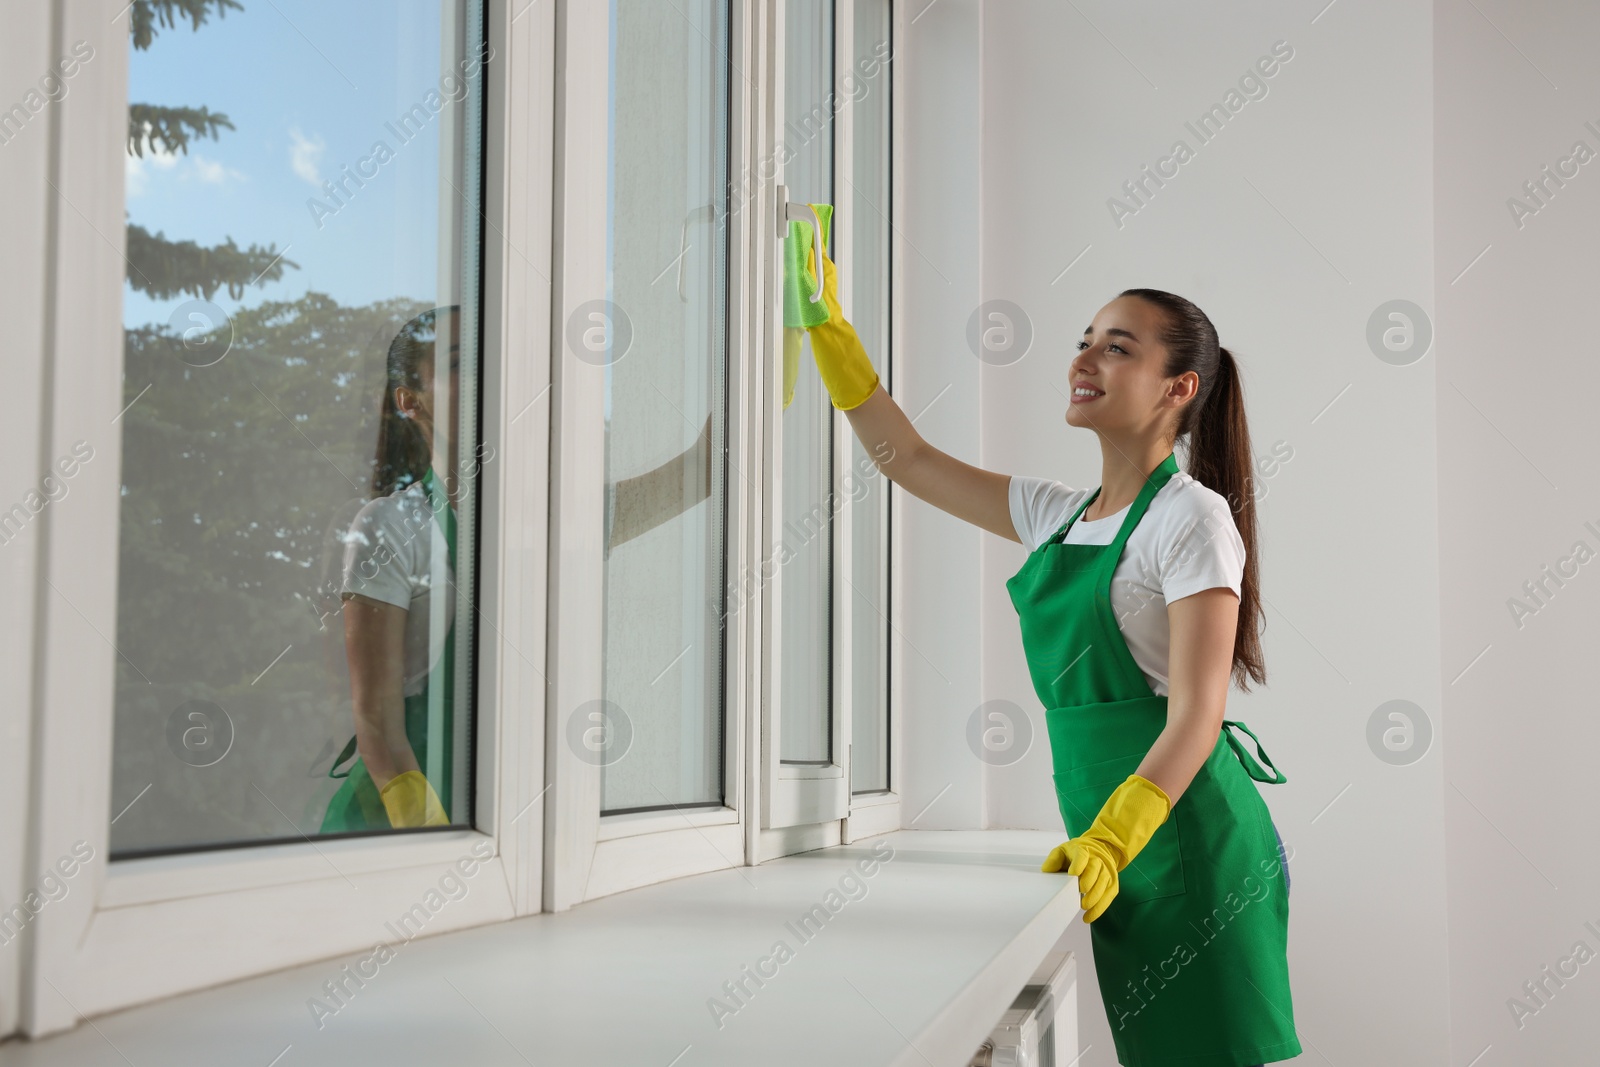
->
1006, 451, 1301, 1066
320, 467, 456, 833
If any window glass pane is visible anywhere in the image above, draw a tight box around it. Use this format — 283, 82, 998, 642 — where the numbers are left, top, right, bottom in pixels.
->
779, 0, 835, 766
599, 0, 730, 814
850, 0, 891, 794
111, 0, 486, 855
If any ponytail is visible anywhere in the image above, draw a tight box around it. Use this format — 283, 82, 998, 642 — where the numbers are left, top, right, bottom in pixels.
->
1186, 345, 1264, 690
1118, 291, 1264, 690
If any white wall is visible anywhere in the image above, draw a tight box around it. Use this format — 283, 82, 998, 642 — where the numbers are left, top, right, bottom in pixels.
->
895, 0, 987, 830
898, 0, 1471, 1062
1435, 2, 1600, 1063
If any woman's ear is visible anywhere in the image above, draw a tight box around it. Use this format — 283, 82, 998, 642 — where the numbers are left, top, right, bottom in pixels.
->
395, 384, 431, 420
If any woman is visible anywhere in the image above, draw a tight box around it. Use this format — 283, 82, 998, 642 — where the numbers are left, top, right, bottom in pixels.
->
800, 238, 1299, 1065
321, 306, 463, 832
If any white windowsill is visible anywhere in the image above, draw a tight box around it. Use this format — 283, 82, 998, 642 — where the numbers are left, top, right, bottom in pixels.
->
3, 830, 1081, 1067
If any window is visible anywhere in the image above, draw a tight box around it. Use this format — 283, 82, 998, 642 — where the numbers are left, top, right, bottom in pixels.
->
112, 0, 487, 854
598, 0, 731, 817
849, 0, 893, 796
545, 0, 744, 910
550, 0, 899, 901
762, 0, 843, 835
764, 0, 897, 836
21, 0, 518, 1032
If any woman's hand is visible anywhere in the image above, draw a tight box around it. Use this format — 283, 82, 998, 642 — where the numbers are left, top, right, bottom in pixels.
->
804, 245, 880, 410
1042, 773, 1172, 922
379, 769, 449, 827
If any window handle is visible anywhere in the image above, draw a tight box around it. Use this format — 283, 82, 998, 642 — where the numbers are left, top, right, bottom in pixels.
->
776, 184, 825, 307
677, 203, 716, 303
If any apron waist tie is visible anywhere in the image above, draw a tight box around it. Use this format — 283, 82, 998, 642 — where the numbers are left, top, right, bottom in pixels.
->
1221, 719, 1287, 784
328, 734, 359, 779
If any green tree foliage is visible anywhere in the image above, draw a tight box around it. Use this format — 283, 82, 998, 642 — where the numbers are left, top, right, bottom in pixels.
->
126, 223, 297, 301
128, 103, 234, 157
129, 0, 243, 52
125, 0, 290, 303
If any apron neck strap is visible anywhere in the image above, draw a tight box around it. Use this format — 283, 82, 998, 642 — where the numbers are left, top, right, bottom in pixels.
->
1108, 451, 1179, 549
1053, 451, 1180, 545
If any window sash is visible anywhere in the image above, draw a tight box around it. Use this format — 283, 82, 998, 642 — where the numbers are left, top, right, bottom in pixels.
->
552, 0, 902, 893
546, 0, 759, 909
18, 0, 547, 1034
840, 0, 902, 841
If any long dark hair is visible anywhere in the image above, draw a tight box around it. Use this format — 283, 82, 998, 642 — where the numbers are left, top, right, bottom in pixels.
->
372, 305, 457, 497
1119, 288, 1264, 691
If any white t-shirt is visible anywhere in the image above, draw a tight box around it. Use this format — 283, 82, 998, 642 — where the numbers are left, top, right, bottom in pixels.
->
1008, 470, 1245, 697
340, 479, 455, 697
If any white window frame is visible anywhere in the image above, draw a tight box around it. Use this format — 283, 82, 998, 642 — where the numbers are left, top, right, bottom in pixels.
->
14, 0, 551, 1036
761, 0, 850, 841
840, 0, 903, 844
761, 0, 906, 852
546, 0, 904, 897
544, 0, 756, 910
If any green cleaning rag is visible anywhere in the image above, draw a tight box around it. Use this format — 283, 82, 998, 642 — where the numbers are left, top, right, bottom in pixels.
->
782, 202, 833, 410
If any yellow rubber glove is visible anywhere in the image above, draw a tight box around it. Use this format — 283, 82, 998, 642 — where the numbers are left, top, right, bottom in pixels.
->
1042, 773, 1172, 922
379, 769, 449, 828
804, 243, 881, 411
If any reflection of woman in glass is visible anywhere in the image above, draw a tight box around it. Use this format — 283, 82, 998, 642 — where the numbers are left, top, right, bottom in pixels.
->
604, 410, 715, 556
321, 307, 462, 832
318, 299, 713, 832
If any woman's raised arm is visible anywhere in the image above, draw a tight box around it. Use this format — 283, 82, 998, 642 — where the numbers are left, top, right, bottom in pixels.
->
840, 383, 1020, 545
804, 244, 1020, 544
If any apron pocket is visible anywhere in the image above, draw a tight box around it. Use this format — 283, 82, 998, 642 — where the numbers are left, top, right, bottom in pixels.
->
1052, 754, 1187, 905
